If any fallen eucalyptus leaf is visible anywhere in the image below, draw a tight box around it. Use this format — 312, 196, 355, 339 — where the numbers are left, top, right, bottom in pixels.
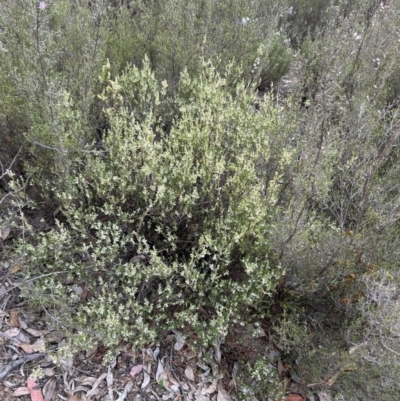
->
4, 327, 19, 337
1, 227, 10, 240
12, 386, 30, 396
217, 386, 232, 401
173, 330, 185, 351
156, 358, 164, 381
43, 378, 57, 401
19, 338, 45, 354
130, 364, 143, 378
201, 379, 217, 395
116, 381, 133, 401
185, 366, 195, 381
141, 370, 151, 389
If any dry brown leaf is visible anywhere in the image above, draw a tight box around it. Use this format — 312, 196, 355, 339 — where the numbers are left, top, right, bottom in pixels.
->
9, 309, 20, 327
18, 317, 50, 337
185, 366, 195, 381
26, 327, 51, 337
283, 377, 291, 393
43, 378, 57, 401
201, 379, 217, 395
81, 377, 98, 387
18, 317, 28, 329
217, 386, 232, 401
10, 264, 22, 274
286, 395, 304, 401
156, 358, 164, 381
15, 330, 31, 343
66, 390, 85, 401
116, 381, 133, 401
12, 386, 30, 396
1, 227, 10, 240
173, 330, 185, 351
85, 372, 107, 399
43, 367, 56, 377
141, 371, 151, 389
4, 327, 19, 337
195, 395, 210, 401
19, 338, 45, 354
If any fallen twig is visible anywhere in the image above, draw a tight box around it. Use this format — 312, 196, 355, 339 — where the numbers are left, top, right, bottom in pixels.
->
0, 353, 47, 380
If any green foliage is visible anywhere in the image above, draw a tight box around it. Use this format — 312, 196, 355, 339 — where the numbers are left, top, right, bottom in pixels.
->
0, 0, 105, 197
104, 0, 291, 91
18, 59, 287, 356
237, 358, 283, 401
2, 0, 400, 398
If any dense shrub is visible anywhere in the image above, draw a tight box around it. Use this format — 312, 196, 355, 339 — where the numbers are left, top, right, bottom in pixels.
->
17, 59, 289, 357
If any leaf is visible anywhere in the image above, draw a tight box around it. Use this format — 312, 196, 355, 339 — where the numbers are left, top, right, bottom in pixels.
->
12, 386, 30, 396
116, 381, 133, 401
214, 339, 222, 364
19, 338, 45, 354
156, 358, 164, 381
141, 370, 151, 389
66, 391, 85, 401
217, 386, 232, 401
286, 395, 304, 401
43, 378, 56, 401
1, 227, 10, 240
81, 377, 98, 387
173, 330, 185, 351
43, 368, 56, 377
10, 264, 22, 274
185, 366, 195, 381
27, 376, 45, 401
4, 327, 19, 337
195, 395, 210, 401
26, 327, 51, 337
130, 364, 143, 378
201, 379, 217, 395
85, 372, 107, 399
9, 308, 20, 327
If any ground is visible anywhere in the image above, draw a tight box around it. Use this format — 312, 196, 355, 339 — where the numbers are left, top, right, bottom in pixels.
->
0, 261, 333, 401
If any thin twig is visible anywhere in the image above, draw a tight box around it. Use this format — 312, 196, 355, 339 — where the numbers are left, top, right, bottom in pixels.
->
0, 353, 47, 380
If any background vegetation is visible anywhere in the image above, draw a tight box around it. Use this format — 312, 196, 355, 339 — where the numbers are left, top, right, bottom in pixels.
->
1, 0, 400, 400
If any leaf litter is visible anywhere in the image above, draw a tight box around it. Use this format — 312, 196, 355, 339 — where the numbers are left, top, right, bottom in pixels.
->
0, 296, 334, 401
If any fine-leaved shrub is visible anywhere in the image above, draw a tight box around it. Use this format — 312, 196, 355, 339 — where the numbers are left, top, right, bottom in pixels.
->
18, 59, 288, 358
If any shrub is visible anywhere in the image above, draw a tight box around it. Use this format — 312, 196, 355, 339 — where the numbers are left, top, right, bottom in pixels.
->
104, 0, 292, 92
18, 59, 288, 357
0, 0, 106, 200
264, 1, 400, 398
